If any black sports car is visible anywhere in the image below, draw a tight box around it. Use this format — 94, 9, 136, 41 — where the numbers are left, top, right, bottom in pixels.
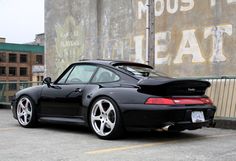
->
11, 60, 216, 139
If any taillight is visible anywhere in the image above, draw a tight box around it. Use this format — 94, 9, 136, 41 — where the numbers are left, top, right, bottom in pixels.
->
199, 98, 213, 104
145, 97, 213, 105
145, 98, 175, 105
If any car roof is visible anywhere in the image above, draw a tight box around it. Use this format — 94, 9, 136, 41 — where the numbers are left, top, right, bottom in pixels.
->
77, 59, 153, 69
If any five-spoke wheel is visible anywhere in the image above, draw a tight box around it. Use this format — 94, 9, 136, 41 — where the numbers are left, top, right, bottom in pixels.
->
16, 96, 36, 127
90, 97, 124, 139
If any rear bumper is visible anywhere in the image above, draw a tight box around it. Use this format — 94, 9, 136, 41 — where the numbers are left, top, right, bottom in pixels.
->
120, 104, 216, 130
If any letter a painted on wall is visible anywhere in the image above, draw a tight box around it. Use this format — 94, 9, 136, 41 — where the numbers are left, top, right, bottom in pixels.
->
174, 29, 205, 64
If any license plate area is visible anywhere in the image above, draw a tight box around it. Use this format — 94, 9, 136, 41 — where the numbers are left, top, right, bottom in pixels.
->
191, 111, 205, 123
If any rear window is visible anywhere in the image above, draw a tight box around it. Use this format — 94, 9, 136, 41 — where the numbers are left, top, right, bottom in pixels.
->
91, 67, 120, 83
116, 65, 169, 78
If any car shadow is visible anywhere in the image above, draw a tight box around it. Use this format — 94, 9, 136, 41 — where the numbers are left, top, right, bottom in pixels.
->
0, 105, 11, 109
124, 130, 202, 142
127, 132, 206, 146
36, 122, 206, 143
37, 122, 91, 134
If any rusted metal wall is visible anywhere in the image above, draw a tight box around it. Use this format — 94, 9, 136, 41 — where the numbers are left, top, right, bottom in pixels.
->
45, 0, 236, 79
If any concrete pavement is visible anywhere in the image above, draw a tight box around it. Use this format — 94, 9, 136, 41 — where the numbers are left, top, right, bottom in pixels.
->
1, 108, 236, 161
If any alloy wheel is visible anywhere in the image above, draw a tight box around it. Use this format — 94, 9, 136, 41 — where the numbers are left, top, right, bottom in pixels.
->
17, 97, 33, 126
90, 99, 116, 136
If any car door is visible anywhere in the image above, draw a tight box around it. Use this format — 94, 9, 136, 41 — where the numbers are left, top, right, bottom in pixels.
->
39, 64, 98, 117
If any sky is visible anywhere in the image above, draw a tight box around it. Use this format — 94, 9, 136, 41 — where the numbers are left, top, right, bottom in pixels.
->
0, 0, 44, 43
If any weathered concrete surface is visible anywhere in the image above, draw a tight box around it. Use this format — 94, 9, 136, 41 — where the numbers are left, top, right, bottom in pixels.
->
153, 0, 236, 77
45, 0, 137, 79
45, 0, 236, 79
45, 0, 98, 78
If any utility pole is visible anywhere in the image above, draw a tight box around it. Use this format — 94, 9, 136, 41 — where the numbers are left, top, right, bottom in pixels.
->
146, 0, 155, 68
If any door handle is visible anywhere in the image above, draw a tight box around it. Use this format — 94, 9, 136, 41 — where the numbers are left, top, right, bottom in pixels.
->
74, 88, 83, 92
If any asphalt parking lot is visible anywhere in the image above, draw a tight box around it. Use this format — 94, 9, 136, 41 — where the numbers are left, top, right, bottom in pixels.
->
1, 108, 236, 161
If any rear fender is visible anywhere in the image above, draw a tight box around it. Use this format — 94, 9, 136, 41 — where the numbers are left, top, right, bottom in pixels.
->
82, 87, 151, 124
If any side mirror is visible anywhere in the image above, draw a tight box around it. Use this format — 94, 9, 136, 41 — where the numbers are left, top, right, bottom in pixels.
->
43, 77, 52, 87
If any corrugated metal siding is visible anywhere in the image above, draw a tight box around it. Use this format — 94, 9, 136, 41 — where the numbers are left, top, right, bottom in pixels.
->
205, 77, 236, 118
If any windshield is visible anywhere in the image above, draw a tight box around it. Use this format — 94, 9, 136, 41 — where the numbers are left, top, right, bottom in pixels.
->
116, 65, 169, 78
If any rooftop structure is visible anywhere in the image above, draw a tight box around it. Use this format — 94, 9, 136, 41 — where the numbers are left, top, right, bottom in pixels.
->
0, 42, 44, 54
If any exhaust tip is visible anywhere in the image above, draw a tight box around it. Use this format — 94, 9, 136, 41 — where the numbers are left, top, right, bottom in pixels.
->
162, 125, 171, 131
155, 123, 175, 132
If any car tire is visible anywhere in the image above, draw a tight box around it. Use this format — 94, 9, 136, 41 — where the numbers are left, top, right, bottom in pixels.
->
89, 97, 124, 140
16, 96, 37, 128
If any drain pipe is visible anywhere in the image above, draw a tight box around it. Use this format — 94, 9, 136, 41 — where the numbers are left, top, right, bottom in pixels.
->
146, 0, 155, 68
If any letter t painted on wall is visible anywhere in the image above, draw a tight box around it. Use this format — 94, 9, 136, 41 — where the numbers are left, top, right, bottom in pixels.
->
204, 25, 232, 62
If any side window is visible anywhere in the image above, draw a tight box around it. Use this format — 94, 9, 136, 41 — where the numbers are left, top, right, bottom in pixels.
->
57, 67, 74, 84
91, 67, 120, 83
66, 65, 97, 84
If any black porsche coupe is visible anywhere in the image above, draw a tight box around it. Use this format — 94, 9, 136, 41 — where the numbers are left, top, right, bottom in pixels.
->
11, 60, 216, 139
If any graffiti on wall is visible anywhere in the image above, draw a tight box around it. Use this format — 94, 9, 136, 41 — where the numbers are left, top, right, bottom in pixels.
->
55, 16, 85, 74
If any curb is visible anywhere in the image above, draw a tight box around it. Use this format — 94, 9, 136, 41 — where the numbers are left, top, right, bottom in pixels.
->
0, 104, 11, 109
215, 117, 236, 130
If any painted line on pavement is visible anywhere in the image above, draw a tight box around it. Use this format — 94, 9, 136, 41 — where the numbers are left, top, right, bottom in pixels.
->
86, 141, 175, 154
86, 132, 236, 154
0, 127, 17, 132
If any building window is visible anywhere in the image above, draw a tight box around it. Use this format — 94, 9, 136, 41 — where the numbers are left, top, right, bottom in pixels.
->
0, 67, 6, 76
9, 53, 17, 63
9, 67, 17, 76
0, 52, 6, 62
36, 55, 43, 64
20, 54, 27, 63
9, 81, 17, 91
37, 76, 44, 81
20, 67, 27, 76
